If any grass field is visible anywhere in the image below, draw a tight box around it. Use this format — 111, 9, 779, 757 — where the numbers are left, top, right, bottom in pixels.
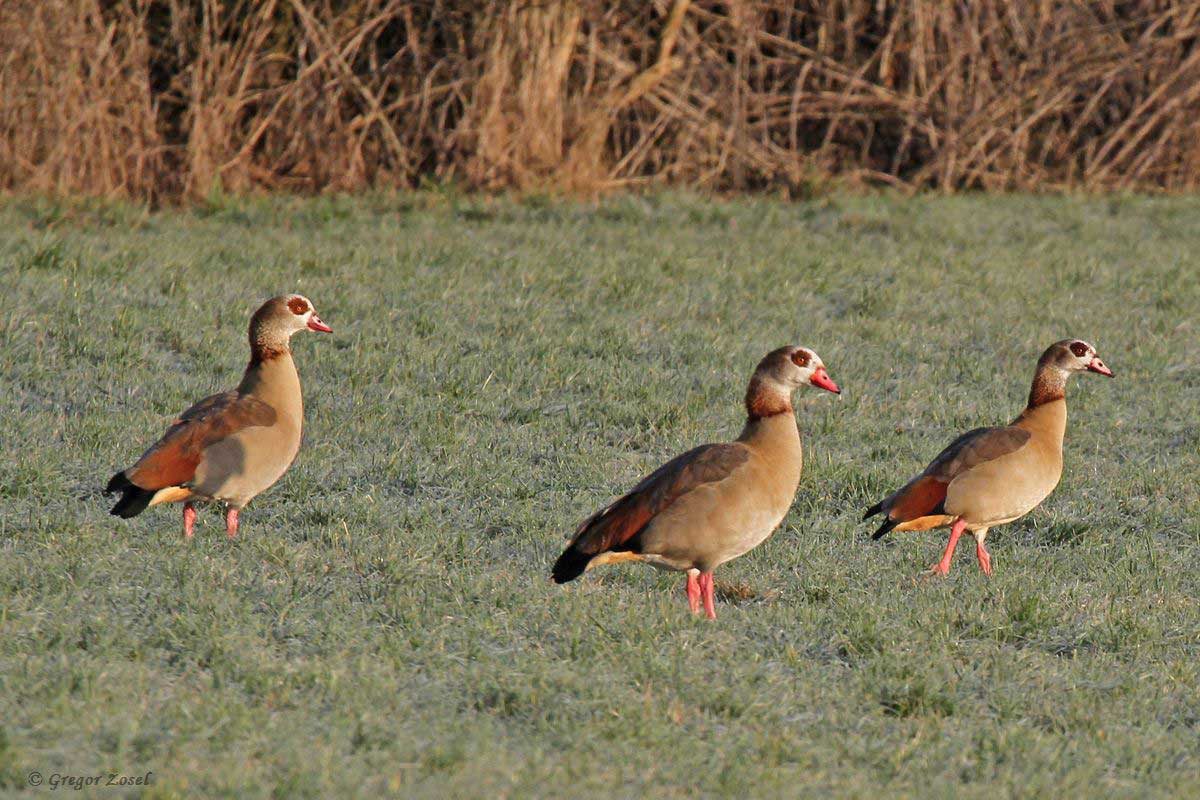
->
1, 192, 1199, 798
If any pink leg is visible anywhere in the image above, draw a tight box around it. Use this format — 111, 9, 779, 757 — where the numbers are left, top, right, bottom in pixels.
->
975, 540, 993, 576
225, 506, 239, 539
182, 502, 196, 539
929, 517, 967, 576
699, 572, 717, 620
685, 570, 701, 614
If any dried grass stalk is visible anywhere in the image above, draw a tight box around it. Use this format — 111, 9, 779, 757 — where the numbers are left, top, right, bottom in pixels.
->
3, 1, 1200, 200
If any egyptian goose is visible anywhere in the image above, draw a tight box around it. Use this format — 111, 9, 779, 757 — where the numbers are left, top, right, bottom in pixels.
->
552, 346, 840, 619
104, 295, 331, 538
864, 339, 1113, 576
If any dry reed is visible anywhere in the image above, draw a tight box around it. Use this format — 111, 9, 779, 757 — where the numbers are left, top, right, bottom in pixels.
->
3, 0, 1199, 200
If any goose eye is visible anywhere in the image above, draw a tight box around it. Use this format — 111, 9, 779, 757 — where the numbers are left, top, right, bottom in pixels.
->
1069, 341, 1088, 358
288, 297, 310, 315
791, 350, 810, 368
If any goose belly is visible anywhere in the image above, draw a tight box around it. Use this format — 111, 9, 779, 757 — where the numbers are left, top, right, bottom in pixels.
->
190, 421, 301, 508
945, 451, 1061, 527
639, 479, 794, 573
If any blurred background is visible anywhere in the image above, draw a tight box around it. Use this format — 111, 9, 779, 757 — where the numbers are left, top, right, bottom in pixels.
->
4, 0, 1200, 203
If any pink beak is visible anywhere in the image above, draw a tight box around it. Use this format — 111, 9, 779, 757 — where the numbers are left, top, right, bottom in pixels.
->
307, 314, 332, 333
1087, 356, 1113, 377
809, 366, 840, 394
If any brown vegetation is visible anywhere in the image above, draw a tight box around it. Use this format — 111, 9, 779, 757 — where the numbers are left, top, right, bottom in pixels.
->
3, 1, 1200, 201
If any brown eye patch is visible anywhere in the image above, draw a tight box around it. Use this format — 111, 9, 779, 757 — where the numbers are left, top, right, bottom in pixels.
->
1069, 341, 1088, 357
287, 297, 310, 315
791, 350, 811, 368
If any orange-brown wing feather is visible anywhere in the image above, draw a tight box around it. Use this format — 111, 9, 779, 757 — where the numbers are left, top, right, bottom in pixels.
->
887, 475, 949, 522
570, 443, 751, 557
870, 426, 1031, 531
125, 392, 276, 490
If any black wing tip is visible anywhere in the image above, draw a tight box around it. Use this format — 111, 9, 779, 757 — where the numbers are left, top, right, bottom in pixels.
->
551, 546, 591, 584
105, 471, 131, 494
871, 518, 898, 541
863, 500, 884, 521
109, 483, 153, 519
105, 471, 154, 518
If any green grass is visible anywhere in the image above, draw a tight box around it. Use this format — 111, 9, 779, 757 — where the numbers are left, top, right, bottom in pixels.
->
1, 192, 1199, 798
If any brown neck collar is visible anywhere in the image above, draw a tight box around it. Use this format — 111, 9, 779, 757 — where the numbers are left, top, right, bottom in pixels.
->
1027, 361, 1067, 408
745, 376, 793, 421
249, 338, 290, 366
